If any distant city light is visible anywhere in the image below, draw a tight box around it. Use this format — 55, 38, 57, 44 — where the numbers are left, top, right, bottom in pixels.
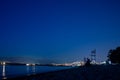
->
3, 62, 6, 65
26, 64, 30, 66
32, 64, 35, 66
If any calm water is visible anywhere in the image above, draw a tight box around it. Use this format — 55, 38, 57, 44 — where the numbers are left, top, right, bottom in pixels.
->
0, 65, 71, 79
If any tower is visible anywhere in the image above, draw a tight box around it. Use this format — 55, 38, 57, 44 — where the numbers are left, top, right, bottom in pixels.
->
91, 49, 96, 64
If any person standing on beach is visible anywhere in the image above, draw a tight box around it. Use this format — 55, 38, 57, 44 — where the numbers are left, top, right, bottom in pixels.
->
85, 58, 91, 66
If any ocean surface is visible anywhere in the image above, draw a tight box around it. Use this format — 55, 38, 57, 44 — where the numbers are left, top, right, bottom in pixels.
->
0, 65, 71, 79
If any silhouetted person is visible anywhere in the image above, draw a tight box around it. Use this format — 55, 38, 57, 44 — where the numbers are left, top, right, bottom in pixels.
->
85, 58, 91, 66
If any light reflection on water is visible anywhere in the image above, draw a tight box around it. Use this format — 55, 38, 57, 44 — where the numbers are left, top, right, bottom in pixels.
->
32, 66, 36, 75
26, 65, 36, 76
2, 64, 7, 80
0, 64, 71, 79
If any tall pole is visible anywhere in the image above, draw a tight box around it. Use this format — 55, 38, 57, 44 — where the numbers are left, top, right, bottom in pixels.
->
91, 49, 96, 64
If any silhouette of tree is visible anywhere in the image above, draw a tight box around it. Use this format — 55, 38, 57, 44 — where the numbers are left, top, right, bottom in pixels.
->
108, 47, 120, 64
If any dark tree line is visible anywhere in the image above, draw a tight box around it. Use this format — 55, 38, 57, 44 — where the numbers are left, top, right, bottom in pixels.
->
108, 47, 120, 64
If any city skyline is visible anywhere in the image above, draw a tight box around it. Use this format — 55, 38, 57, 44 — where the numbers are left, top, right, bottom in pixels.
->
0, 0, 120, 63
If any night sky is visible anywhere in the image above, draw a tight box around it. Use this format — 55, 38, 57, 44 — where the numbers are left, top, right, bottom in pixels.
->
0, 0, 120, 63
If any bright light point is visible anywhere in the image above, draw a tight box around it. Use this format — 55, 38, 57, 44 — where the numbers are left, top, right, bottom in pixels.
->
26, 64, 30, 66
3, 62, 6, 65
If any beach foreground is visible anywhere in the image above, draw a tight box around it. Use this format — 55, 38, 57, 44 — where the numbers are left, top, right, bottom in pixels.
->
7, 65, 120, 80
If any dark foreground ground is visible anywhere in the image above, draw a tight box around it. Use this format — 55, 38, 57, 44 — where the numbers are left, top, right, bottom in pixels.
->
6, 65, 120, 80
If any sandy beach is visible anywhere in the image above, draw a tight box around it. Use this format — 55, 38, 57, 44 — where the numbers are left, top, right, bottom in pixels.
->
6, 65, 120, 80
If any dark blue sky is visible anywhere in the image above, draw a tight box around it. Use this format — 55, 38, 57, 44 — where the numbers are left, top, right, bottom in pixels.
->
0, 0, 120, 63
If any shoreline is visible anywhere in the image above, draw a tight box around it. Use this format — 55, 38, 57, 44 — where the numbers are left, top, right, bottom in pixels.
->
6, 65, 120, 80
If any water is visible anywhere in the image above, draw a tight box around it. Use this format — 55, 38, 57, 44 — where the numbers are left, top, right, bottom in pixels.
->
0, 65, 71, 79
